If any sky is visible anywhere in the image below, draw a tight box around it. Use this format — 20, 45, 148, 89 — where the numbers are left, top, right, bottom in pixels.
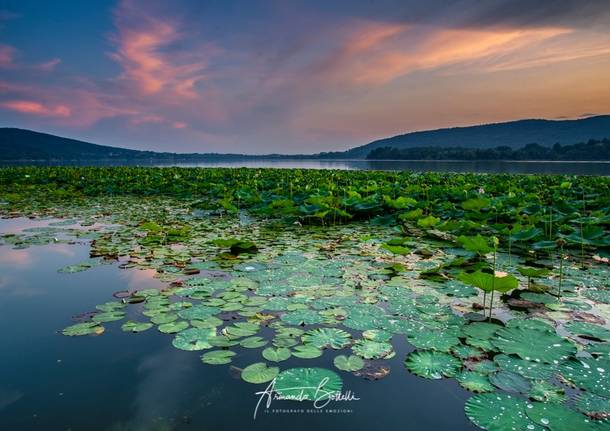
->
0, 0, 610, 154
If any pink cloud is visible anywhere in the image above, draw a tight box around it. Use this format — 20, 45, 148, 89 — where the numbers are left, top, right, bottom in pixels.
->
110, 0, 213, 100
38, 58, 61, 71
0, 43, 15, 67
0, 99, 71, 117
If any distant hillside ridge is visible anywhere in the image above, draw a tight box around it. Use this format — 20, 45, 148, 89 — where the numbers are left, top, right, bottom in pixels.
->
342, 115, 610, 158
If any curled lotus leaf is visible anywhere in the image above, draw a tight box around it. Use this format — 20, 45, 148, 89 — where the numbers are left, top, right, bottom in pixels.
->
301, 328, 352, 349
333, 355, 365, 372
464, 393, 544, 431
62, 322, 104, 336
172, 327, 216, 351
241, 362, 279, 384
404, 350, 461, 379
491, 326, 576, 364
456, 372, 494, 393
262, 347, 291, 362
201, 350, 236, 365
274, 368, 342, 401
525, 401, 598, 431
352, 340, 394, 360
121, 321, 153, 333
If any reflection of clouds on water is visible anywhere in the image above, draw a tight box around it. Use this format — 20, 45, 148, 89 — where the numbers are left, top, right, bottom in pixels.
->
127, 348, 195, 431
0, 248, 34, 267
49, 243, 77, 257
0, 217, 52, 234
120, 268, 163, 292
0, 274, 44, 297
0, 388, 23, 410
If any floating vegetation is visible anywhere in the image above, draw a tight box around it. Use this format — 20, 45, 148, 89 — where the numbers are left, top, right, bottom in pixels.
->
2, 167, 610, 429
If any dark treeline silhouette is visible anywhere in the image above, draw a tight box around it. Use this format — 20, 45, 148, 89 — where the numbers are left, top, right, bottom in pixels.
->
366, 139, 610, 161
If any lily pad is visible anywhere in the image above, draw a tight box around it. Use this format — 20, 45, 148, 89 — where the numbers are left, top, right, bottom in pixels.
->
172, 327, 216, 350
121, 321, 153, 333
492, 325, 576, 364
201, 350, 236, 365
464, 393, 543, 431
456, 372, 494, 393
404, 350, 461, 379
62, 322, 104, 336
352, 340, 394, 360
525, 401, 597, 431
301, 328, 352, 349
158, 320, 189, 334
274, 367, 342, 401
262, 347, 291, 362
333, 355, 365, 372
241, 362, 279, 384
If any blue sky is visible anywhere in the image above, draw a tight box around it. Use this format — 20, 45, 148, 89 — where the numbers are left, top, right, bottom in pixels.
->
1, 0, 610, 153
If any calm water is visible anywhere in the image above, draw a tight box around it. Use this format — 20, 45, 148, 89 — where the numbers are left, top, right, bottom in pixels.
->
0, 218, 477, 431
2, 159, 609, 175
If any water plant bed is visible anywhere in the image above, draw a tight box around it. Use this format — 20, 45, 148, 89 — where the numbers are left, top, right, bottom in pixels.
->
1, 167, 610, 430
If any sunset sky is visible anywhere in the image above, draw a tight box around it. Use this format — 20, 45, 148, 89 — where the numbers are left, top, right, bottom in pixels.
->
1, 0, 610, 153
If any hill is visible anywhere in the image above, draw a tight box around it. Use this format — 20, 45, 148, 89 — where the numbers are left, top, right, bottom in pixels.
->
341, 115, 610, 158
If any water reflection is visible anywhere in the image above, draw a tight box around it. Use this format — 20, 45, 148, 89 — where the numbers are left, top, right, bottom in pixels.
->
2, 159, 609, 175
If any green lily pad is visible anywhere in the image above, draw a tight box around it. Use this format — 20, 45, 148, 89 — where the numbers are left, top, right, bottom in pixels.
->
404, 350, 461, 379
464, 393, 543, 431
262, 347, 291, 362
274, 368, 342, 401
241, 362, 279, 384
301, 328, 352, 349
62, 322, 104, 336
292, 344, 323, 359
333, 355, 365, 372
201, 350, 236, 365
525, 401, 597, 431
158, 320, 189, 334
172, 327, 216, 350
575, 392, 610, 420
407, 331, 460, 352
489, 371, 531, 394
121, 321, 153, 333
92, 311, 125, 323
240, 336, 268, 348
529, 380, 566, 403
280, 309, 324, 325
564, 321, 610, 341
456, 372, 494, 393
560, 357, 610, 397
492, 325, 576, 364
494, 354, 556, 380
352, 340, 394, 360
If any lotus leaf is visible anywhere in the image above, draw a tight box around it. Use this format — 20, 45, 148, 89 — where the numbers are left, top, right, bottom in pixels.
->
352, 340, 394, 360
201, 350, 236, 365
489, 371, 531, 394
464, 393, 543, 431
404, 350, 461, 379
158, 320, 189, 334
62, 322, 104, 336
529, 380, 566, 403
576, 393, 610, 419
559, 358, 610, 397
262, 347, 291, 362
292, 345, 323, 359
525, 402, 598, 431
456, 372, 494, 393
301, 328, 352, 349
121, 321, 153, 333
564, 321, 610, 341
172, 327, 216, 350
274, 367, 342, 401
241, 362, 279, 384
492, 325, 576, 364
333, 355, 365, 372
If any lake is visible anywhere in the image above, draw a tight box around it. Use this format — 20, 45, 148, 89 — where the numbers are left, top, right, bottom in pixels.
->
0, 217, 477, 431
2, 159, 609, 175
